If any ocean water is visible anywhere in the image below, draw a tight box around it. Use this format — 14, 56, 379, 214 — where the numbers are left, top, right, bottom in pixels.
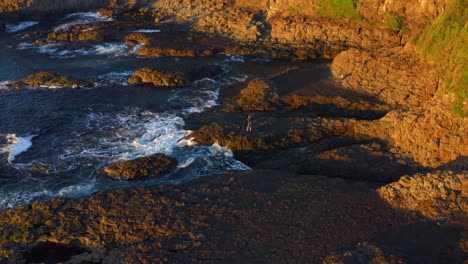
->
0, 13, 329, 209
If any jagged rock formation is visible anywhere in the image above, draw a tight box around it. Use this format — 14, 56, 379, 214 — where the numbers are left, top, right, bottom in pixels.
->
0, 170, 429, 263
0, 0, 466, 262
128, 68, 189, 87
11, 72, 94, 89
356, 96, 468, 169
331, 46, 441, 109
358, 0, 449, 28
227, 79, 280, 111
101, 154, 177, 180
323, 242, 406, 264
378, 171, 468, 222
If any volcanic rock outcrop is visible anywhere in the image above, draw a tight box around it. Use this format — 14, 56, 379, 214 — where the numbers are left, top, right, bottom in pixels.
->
227, 79, 280, 111
0, 0, 466, 262
101, 153, 177, 180
378, 170, 468, 222
128, 68, 189, 87
12, 72, 94, 89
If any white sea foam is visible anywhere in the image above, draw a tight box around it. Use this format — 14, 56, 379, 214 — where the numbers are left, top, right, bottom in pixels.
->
131, 43, 144, 54
96, 71, 133, 86
0, 180, 97, 209
54, 12, 113, 32
57, 181, 96, 196
210, 142, 234, 157
18, 42, 129, 58
0, 189, 52, 210
226, 54, 245, 62
93, 43, 129, 56
6, 21, 39, 32
132, 29, 161, 33
0, 81, 13, 90
169, 74, 247, 114
65, 110, 192, 164
229, 74, 248, 82
0, 134, 35, 162
177, 157, 195, 168
69, 109, 249, 172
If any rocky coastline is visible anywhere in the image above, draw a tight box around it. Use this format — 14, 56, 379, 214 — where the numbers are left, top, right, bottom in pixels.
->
0, 0, 466, 263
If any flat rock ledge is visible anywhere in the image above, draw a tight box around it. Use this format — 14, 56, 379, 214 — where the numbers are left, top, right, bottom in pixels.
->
101, 153, 178, 180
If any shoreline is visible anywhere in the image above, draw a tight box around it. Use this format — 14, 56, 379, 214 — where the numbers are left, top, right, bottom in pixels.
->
0, 0, 466, 262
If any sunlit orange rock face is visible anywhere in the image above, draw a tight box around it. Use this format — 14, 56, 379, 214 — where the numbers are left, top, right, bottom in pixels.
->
101, 154, 178, 180
0, 0, 466, 262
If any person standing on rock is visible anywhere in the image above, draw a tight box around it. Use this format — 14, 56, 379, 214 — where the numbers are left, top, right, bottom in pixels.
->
246, 114, 253, 132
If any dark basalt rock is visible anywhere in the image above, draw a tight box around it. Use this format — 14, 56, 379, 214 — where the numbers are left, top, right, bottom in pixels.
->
101, 153, 178, 180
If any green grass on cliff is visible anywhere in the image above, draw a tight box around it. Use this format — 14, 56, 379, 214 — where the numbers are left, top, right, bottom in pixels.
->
417, 0, 467, 117
317, 0, 361, 19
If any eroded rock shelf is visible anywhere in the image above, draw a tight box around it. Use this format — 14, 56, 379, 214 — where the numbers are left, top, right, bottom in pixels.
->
0, 0, 466, 263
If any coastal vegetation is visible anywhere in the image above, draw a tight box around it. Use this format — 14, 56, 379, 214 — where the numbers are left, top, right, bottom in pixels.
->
0, 0, 466, 261
317, 0, 361, 19
417, 0, 467, 117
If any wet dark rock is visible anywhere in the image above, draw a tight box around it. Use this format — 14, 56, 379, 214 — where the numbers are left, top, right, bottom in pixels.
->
101, 153, 177, 180
25, 242, 89, 263
0, 169, 465, 263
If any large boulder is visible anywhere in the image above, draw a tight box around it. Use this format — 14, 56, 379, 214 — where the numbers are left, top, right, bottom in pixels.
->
128, 68, 189, 87
16, 72, 93, 88
101, 154, 177, 180
228, 79, 280, 111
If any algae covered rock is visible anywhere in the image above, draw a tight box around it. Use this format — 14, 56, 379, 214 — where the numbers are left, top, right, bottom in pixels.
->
101, 153, 178, 180
128, 68, 189, 87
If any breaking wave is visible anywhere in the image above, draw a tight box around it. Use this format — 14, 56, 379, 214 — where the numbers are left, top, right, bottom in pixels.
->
0, 134, 35, 163
18, 42, 130, 58
54, 12, 113, 32
6, 21, 39, 33
132, 29, 161, 33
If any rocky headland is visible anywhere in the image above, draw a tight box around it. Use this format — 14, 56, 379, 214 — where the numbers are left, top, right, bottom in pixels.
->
0, 0, 466, 263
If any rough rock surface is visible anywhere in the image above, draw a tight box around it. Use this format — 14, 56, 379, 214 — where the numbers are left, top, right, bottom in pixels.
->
331, 46, 441, 109
228, 79, 280, 111
316, 143, 420, 182
128, 68, 189, 87
10, 72, 93, 89
1, 170, 456, 263
378, 171, 468, 222
101, 154, 177, 180
323, 242, 406, 264
47, 24, 110, 42
361, 96, 468, 168
358, 0, 449, 28
0, 0, 466, 262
